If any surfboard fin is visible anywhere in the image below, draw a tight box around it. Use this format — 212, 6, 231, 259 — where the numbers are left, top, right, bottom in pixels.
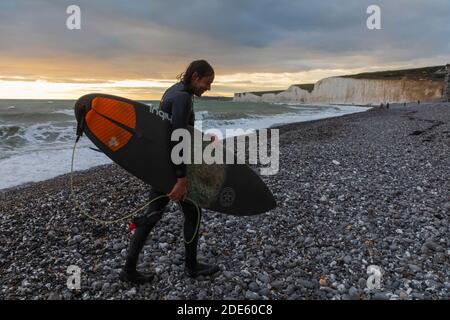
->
89, 147, 102, 153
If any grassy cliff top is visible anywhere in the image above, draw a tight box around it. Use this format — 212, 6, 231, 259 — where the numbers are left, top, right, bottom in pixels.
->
341, 65, 446, 81
244, 90, 285, 97
235, 65, 447, 96
291, 83, 315, 92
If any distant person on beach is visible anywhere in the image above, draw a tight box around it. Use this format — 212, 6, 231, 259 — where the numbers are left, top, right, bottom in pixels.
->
120, 60, 219, 284
386, 102, 390, 109
380, 103, 384, 109
418, 100, 421, 104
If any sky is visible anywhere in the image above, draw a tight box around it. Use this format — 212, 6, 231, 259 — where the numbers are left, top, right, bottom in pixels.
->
0, 0, 449, 99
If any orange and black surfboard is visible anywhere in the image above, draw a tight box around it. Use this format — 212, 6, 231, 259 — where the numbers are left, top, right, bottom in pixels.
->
74, 93, 276, 216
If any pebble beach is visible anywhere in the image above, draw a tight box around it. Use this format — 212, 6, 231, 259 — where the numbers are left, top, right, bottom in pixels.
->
0, 102, 449, 300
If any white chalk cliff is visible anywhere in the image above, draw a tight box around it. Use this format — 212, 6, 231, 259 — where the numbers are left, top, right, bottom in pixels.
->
234, 76, 445, 105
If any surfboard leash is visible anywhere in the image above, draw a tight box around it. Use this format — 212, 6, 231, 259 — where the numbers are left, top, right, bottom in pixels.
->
70, 138, 200, 243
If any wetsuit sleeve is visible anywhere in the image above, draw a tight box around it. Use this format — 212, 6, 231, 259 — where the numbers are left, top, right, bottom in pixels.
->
169, 93, 192, 178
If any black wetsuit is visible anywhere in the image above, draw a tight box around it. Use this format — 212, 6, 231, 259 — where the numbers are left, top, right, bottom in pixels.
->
121, 82, 218, 282
160, 81, 195, 178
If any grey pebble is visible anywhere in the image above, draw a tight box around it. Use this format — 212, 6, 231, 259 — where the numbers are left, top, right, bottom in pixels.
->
248, 282, 259, 292
408, 264, 422, 272
343, 255, 352, 264
47, 293, 61, 300
257, 273, 270, 283
245, 291, 260, 300
372, 292, 389, 300
271, 280, 285, 290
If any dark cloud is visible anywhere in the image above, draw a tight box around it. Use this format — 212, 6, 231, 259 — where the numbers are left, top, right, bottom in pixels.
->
0, 0, 448, 80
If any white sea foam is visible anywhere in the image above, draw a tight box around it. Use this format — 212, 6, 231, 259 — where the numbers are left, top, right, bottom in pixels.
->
0, 102, 370, 190
51, 109, 75, 116
21, 122, 74, 144
195, 110, 210, 121
0, 142, 111, 190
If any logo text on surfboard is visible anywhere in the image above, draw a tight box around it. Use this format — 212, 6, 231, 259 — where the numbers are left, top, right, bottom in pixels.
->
148, 104, 172, 122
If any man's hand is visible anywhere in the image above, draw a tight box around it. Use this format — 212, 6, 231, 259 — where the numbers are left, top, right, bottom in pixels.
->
168, 177, 188, 202
206, 133, 219, 144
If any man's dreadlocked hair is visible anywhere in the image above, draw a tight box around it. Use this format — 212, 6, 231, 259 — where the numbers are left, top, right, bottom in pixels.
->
177, 60, 214, 85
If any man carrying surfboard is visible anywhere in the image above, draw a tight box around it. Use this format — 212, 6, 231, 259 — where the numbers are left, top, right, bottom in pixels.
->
120, 60, 220, 284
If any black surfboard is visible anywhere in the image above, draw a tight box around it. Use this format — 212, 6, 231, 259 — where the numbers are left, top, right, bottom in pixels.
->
74, 93, 276, 216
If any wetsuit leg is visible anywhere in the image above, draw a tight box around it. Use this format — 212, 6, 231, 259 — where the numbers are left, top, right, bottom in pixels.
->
179, 200, 202, 267
121, 188, 169, 283
180, 200, 220, 278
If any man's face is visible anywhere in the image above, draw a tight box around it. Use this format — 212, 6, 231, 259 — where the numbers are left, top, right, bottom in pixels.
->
191, 73, 214, 97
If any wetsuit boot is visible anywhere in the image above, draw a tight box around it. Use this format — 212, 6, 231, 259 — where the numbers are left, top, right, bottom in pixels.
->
120, 211, 163, 284
185, 239, 220, 278
181, 201, 220, 278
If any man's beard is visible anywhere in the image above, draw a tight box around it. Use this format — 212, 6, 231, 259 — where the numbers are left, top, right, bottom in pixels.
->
194, 89, 204, 97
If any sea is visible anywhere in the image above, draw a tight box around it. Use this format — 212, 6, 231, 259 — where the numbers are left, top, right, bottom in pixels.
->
0, 99, 370, 190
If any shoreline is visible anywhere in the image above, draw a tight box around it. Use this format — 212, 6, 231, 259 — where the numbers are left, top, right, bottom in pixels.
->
0, 105, 372, 194
1, 102, 449, 300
